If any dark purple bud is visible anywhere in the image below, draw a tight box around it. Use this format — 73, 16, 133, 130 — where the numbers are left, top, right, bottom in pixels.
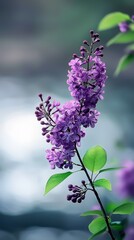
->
81, 180, 86, 186
95, 47, 100, 52
42, 132, 46, 136
132, 15, 134, 21
72, 197, 77, 203
73, 189, 77, 193
78, 198, 82, 203
93, 33, 99, 38
73, 53, 78, 59
94, 38, 100, 43
38, 94, 43, 101
40, 121, 45, 125
67, 195, 72, 201
48, 103, 51, 108
81, 195, 85, 200
99, 45, 104, 50
83, 40, 89, 46
80, 46, 86, 52
68, 184, 73, 189
90, 30, 94, 36
40, 103, 43, 108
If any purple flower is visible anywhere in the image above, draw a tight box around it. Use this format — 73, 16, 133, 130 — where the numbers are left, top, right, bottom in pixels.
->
117, 160, 134, 198
125, 226, 134, 240
67, 56, 107, 109
46, 147, 74, 169
35, 31, 107, 169
92, 204, 101, 210
118, 22, 129, 32
131, 15, 134, 22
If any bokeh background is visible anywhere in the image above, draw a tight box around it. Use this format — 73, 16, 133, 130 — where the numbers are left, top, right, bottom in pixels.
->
0, 0, 134, 239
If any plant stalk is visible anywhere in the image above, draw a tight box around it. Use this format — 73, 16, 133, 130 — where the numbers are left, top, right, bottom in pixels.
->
75, 147, 115, 240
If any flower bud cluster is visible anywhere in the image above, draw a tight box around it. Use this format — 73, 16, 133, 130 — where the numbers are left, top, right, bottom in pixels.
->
67, 181, 87, 203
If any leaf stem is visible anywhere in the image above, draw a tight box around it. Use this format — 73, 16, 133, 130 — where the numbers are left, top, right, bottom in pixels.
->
75, 147, 115, 240
93, 172, 100, 182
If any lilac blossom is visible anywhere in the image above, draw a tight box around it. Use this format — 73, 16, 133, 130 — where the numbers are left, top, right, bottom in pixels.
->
118, 22, 129, 32
67, 55, 107, 109
117, 160, 134, 198
46, 147, 75, 169
35, 31, 107, 169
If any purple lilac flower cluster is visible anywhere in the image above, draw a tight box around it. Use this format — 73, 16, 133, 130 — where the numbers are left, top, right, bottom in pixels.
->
67, 180, 87, 203
35, 30, 107, 170
117, 160, 134, 198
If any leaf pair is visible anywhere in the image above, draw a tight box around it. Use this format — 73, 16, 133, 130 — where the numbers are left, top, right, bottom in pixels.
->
81, 202, 134, 217
82, 202, 134, 239
83, 146, 113, 191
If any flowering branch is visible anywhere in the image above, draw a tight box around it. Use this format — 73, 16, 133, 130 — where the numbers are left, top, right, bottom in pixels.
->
35, 29, 134, 240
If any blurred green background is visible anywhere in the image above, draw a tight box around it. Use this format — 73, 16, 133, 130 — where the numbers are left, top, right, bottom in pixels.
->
0, 0, 134, 239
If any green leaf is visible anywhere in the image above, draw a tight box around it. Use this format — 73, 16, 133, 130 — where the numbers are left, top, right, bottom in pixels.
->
126, 44, 134, 52
88, 216, 107, 234
112, 202, 134, 215
45, 172, 72, 194
88, 229, 106, 240
110, 221, 123, 231
129, 23, 134, 31
98, 12, 130, 31
81, 210, 103, 217
94, 178, 112, 191
115, 54, 134, 75
106, 202, 119, 213
99, 167, 122, 174
107, 31, 134, 46
83, 146, 107, 173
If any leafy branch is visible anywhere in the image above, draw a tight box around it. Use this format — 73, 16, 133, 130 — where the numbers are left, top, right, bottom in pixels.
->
98, 12, 134, 75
